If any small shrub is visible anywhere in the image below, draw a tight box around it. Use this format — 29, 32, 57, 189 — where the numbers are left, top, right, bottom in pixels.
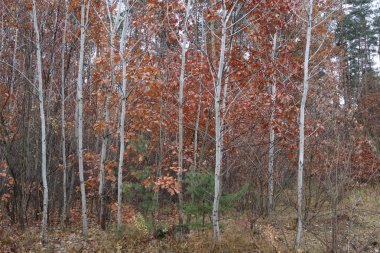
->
131, 212, 149, 235
184, 171, 249, 228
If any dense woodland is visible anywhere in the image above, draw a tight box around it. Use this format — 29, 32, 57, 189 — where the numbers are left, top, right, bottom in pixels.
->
0, 0, 379, 252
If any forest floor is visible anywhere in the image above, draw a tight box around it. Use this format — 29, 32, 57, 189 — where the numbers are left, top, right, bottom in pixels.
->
1, 185, 379, 253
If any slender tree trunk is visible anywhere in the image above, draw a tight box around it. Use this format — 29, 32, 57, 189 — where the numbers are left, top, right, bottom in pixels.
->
9, 29, 18, 125
193, 79, 202, 171
212, 1, 228, 241
46, 9, 59, 122
32, 0, 48, 242
0, 6, 3, 57
192, 11, 205, 173
99, 0, 117, 229
117, 0, 130, 228
117, 52, 126, 228
60, 0, 68, 228
268, 31, 278, 215
296, 0, 313, 247
98, 99, 109, 229
331, 191, 338, 253
76, 0, 89, 236
67, 160, 76, 222
177, 0, 192, 227
199, 108, 212, 166
178, 37, 186, 227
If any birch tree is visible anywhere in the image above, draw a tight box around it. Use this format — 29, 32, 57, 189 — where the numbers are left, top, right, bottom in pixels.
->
296, 0, 313, 247
268, 31, 278, 215
192, 6, 207, 173
99, 0, 123, 229
76, 0, 91, 236
32, 0, 48, 242
60, 0, 69, 227
117, 0, 130, 228
177, 0, 193, 227
212, 0, 234, 241
8, 28, 18, 125
0, 5, 3, 57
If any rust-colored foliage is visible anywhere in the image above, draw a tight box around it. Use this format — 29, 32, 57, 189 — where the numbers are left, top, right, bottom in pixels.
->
0, 1, 378, 247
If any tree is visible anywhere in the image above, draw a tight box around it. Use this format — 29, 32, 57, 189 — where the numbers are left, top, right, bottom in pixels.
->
32, 0, 48, 242
296, 0, 313, 247
117, 0, 130, 228
0, 0, 378, 251
177, 0, 193, 228
76, 0, 91, 236
212, 0, 231, 241
338, 0, 376, 106
268, 31, 278, 214
60, 0, 69, 227
99, 0, 124, 230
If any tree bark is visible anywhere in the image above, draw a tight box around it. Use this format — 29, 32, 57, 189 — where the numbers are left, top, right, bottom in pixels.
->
296, 0, 313, 247
32, 0, 48, 242
192, 11, 206, 173
9, 29, 18, 126
99, 0, 122, 229
117, 0, 130, 228
60, 0, 68, 228
0, 6, 3, 57
212, 0, 228, 241
177, 0, 192, 228
76, 0, 90, 236
268, 31, 278, 215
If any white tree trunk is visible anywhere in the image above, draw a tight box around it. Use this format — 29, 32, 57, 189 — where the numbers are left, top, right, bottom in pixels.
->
76, 0, 89, 236
0, 6, 5, 60
192, 11, 206, 172
98, 104, 108, 228
32, 0, 48, 242
178, 38, 186, 226
117, 0, 130, 227
268, 31, 278, 214
9, 29, 18, 125
212, 1, 228, 241
296, 0, 313, 247
60, 0, 68, 227
0, 8, 3, 56
177, 0, 192, 227
193, 80, 202, 170
99, 0, 122, 228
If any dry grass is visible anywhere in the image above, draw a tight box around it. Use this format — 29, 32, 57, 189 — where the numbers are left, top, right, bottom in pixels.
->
1, 186, 379, 252
0, 220, 277, 252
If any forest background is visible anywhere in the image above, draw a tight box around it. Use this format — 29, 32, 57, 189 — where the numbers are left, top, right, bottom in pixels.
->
0, 0, 379, 252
